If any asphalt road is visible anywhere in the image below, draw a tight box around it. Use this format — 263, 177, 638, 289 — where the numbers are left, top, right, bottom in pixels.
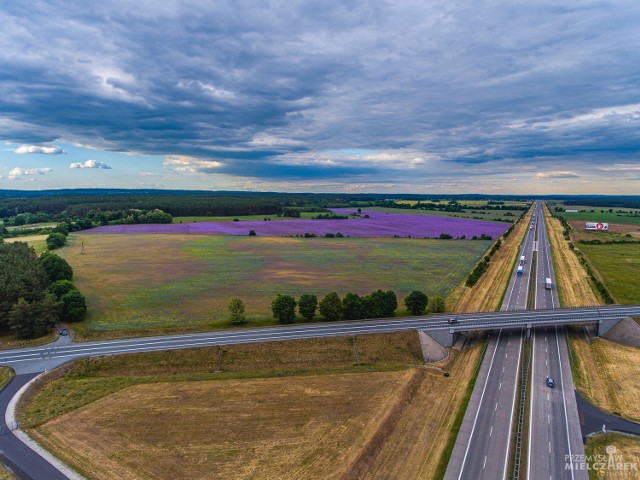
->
0, 374, 69, 480
446, 204, 538, 480
528, 204, 587, 480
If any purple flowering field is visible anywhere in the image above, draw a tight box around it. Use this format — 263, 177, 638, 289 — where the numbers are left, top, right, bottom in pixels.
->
86, 208, 510, 239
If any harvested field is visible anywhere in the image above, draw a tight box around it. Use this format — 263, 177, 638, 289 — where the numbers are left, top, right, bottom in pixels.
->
544, 206, 600, 306
585, 432, 640, 480
58, 234, 490, 336
555, 210, 640, 227
23, 331, 481, 480
569, 335, 640, 421
447, 206, 532, 312
33, 370, 415, 480
568, 220, 640, 235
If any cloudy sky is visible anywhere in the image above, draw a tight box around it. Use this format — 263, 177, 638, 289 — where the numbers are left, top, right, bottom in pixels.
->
1, 0, 639, 194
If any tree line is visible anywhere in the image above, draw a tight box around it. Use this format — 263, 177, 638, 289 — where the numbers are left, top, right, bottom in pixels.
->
0, 242, 87, 339
226, 290, 446, 326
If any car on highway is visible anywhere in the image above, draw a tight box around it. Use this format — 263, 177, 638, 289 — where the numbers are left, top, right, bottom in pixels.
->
448, 317, 459, 324
546, 376, 555, 388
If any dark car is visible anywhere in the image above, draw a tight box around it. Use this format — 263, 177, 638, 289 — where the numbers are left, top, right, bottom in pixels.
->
59, 328, 69, 336
546, 376, 555, 388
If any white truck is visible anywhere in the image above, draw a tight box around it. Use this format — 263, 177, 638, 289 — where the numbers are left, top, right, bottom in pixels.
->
517, 266, 524, 277
520, 255, 525, 265
545, 278, 552, 290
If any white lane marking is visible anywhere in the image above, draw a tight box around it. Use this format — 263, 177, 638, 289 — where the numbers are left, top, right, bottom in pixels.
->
499, 383, 502, 390
547, 393, 550, 401
483, 456, 487, 469
490, 426, 493, 436
457, 332, 504, 480
505, 352, 508, 358
548, 414, 550, 424
503, 366, 505, 372
555, 327, 575, 480
546, 359, 548, 366
503, 331, 524, 480
549, 441, 552, 453
495, 402, 498, 411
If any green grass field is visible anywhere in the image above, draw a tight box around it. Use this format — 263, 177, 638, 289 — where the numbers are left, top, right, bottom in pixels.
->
579, 243, 640, 304
554, 206, 640, 227
59, 233, 490, 335
366, 206, 518, 223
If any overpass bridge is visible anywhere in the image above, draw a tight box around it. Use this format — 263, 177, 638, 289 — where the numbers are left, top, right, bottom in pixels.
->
1, 305, 638, 374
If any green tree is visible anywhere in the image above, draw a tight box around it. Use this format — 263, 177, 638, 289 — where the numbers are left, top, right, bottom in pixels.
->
0, 242, 50, 332
40, 252, 73, 282
367, 289, 397, 318
45, 232, 67, 250
342, 292, 366, 320
298, 294, 318, 321
404, 290, 428, 315
319, 292, 342, 321
429, 295, 446, 313
9, 294, 59, 339
60, 290, 87, 322
228, 297, 246, 325
48, 280, 76, 299
271, 294, 297, 324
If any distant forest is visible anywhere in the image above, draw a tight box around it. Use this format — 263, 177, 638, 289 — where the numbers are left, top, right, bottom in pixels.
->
0, 189, 534, 218
0, 189, 637, 219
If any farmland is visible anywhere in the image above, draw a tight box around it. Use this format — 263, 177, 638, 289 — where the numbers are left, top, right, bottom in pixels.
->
59, 233, 491, 336
578, 243, 640, 304
366, 206, 520, 223
553, 206, 640, 227
21, 331, 482, 480
88, 209, 510, 239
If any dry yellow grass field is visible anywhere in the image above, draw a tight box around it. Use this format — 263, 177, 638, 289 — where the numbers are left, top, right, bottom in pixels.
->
544, 205, 600, 306
24, 330, 483, 480
33, 370, 415, 480
357, 344, 482, 480
447, 206, 532, 312
569, 336, 640, 421
585, 433, 640, 480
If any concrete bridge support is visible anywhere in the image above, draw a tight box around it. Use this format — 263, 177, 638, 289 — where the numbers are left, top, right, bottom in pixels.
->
417, 330, 449, 362
597, 317, 622, 337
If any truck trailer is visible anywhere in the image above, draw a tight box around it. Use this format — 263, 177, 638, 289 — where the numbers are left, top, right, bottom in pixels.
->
517, 266, 523, 277
545, 278, 552, 290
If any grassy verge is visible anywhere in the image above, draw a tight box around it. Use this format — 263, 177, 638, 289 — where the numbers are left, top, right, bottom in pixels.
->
585, 432, 640, 479
432, 334, 488, 479
0, 331, 58, 350
0, 367, 15, 390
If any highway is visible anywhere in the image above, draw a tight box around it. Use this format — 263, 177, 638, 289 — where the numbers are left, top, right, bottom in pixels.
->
445, 204, 537, 480
528, 205, 587, 479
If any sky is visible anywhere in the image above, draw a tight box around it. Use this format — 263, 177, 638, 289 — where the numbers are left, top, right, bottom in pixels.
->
1, 1, 639, 194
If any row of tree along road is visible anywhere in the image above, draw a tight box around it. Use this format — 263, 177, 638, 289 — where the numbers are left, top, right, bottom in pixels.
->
227, 290, 446, 326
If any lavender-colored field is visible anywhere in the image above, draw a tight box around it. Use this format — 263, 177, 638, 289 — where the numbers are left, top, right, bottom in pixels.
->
86, 209, 510, 239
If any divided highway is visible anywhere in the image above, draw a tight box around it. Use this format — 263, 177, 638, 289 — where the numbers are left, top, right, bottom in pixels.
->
528, 205, 586, 479
445, 204, 537, 480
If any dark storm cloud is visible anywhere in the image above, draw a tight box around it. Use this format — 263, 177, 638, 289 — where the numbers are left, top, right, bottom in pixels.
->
1, 0, 639, 188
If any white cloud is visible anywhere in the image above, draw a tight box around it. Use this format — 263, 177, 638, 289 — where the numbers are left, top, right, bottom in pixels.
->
535, 171, 580, 179
69, 159, 112, 169
164, 155, 223, 173
15, 144, 64, 154
7, 167, 52, 180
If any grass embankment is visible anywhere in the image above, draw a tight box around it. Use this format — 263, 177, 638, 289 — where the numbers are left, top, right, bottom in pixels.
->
585, 433, 640, 479
447, 206, 533, 312
58, 234, 489, 338
0, 331, 58, 350
0, 366, 15, 390
20, 331, 481, 480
